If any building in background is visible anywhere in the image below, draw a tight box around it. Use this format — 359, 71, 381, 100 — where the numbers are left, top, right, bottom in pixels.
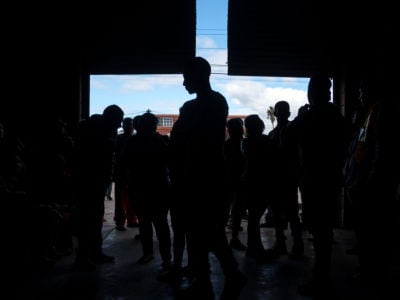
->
156, 114, 247, 137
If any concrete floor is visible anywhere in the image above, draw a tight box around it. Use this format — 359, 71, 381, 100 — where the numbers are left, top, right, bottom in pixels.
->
15, 198, 397, 300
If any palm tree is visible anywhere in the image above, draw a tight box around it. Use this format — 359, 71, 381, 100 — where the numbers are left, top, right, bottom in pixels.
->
267, 106, 275, 129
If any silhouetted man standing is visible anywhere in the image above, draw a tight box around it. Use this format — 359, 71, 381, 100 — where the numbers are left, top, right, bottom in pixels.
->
72, 104, 124, 271
292, 76, 351, 297
168, 57, 246, 300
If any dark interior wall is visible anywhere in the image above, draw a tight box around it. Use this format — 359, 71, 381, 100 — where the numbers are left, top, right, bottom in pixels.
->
228, 0, 335, 77
85, 2, 196, 75
2, 5, 85, 131
2, 0, 398, 134
2, 1, 196, 133
227, 0, 398, 78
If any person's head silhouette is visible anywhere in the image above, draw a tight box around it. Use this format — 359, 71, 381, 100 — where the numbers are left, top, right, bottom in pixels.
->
136, 112, 158, 135
274, 101, 290, 123
122, 117, 134, 135
182, 56, 212, 95
103, 104, 124, 130
307, 75, 332, 106
227, 118, 244, 139
244, 114, 265, 137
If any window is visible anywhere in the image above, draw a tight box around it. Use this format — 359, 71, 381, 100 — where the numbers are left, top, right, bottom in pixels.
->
158, 117, 174, 127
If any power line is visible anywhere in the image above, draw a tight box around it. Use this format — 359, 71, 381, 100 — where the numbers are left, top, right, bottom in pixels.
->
197, 28, 226, 31
197, 33, 226, 36
197, 47, 227, 50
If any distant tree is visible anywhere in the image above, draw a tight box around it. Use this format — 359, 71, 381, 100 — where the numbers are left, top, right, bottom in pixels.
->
267, 106, 275, 129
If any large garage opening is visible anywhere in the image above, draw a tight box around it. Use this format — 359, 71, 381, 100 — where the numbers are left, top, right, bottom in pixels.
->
90, 0, 310, 133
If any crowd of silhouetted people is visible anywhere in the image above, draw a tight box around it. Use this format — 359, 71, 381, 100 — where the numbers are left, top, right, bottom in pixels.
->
2, 57, 399, 300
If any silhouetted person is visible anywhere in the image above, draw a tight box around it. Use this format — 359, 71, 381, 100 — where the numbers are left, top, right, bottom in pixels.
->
242, 114, 278, 262
113, 117, 139, 231
345, 71, 399, 290
343, 77, 372, 257
120, 112, 172, 268
26, 118, 75, 267
72, 104, 124, 271
266, 101, 304, 259
292, 75, 351, 297
168, 56, 246, 300
1, 121, 30, 263
224, 117, 247, 251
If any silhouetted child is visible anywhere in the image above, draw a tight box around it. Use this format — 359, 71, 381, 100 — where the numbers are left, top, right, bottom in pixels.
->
266, 101, 304, 259
242, 114, 278, 262
224, 117, 247, 251
120, 112, 172, 269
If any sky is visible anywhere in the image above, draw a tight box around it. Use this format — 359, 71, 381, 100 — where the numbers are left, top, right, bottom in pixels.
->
90, 0, 310, 133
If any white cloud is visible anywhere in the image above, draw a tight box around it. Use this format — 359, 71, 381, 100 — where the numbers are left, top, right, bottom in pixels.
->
196, 40, 308, 125
196, 36, 218, 48
215, 78, 308, 132
120, 75, 182, 92
90, 78, 108, 89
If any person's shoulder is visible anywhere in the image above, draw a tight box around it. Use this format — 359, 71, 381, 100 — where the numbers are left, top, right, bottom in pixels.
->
78, 115, 99, 130
212, 90, 225, 98
211, 91, 228, 113
267, 127, 277, 136
180, 99, 197, 112
327, 102, 341, 110
212, 90, 228, 103
81, 114, 102, 125
90, 114, 103, 120
182, 99, 197, 107
280, 120, 295, 134
153, 132, 167, 139
326, 103, 348, 121
317, 102, 341, 115
89, 114, 108, 128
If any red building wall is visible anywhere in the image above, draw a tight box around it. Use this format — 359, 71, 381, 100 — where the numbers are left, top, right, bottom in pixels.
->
155, 114, 247, 137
